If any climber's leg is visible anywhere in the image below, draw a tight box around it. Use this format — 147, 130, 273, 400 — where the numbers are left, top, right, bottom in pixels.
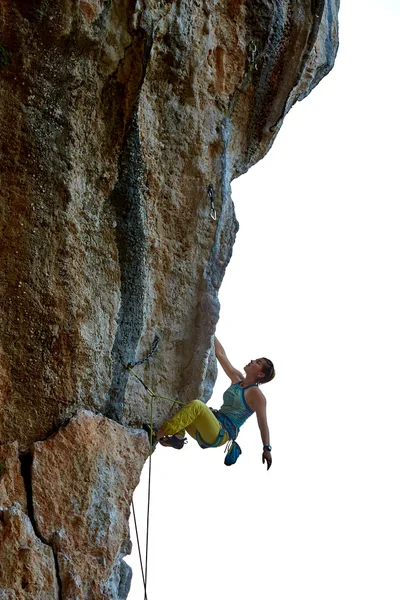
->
159, 399, 227, 447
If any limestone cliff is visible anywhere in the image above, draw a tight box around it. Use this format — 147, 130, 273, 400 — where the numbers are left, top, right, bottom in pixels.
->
0, 1, 339, 597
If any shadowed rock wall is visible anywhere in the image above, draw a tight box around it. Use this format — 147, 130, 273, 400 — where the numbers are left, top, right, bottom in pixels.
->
0, 0, 339, 597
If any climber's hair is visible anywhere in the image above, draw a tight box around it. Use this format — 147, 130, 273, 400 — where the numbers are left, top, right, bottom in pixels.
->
258, 358, 275, 384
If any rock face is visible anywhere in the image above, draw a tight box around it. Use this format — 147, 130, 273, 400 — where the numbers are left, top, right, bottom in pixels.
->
0, 442, 27, 512
0, 415, 147, 600
31, 411, 148, 599
0, 0, 339, 597
0, 504, 59, 599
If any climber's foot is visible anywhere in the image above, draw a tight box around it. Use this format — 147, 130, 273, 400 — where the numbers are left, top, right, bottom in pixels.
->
159, 435, 187, 450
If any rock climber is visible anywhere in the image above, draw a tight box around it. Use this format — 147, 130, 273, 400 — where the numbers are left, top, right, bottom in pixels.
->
152, 336, 275, 469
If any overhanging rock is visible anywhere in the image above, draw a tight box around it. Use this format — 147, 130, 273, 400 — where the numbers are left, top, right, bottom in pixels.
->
0, 1, 339, 597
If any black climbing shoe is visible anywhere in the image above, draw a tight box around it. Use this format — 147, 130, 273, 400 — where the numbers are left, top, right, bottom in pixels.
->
159, 435, 187, 450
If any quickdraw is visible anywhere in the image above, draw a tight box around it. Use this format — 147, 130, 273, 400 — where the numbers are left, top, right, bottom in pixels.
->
207, 184, 217, 220
127, 336, 160, 369
248, 40, 258, 71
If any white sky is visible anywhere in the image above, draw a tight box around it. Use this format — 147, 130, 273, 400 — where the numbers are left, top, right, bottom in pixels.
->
127, 1, 400, 598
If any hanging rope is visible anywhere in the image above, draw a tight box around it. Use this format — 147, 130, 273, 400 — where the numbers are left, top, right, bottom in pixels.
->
127, 338, 160, 600
131, 500, 148, 600
144, 391, 154, 599
131, 380, 154, 600
127, 337, 186, 600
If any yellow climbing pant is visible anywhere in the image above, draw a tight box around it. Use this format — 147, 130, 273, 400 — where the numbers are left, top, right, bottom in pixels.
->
162, 399, 228, 447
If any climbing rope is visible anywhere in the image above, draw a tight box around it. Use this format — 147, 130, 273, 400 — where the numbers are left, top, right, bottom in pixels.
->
144, 390, 154, 599
130, 374, 155, 600
131, 500, 148, 600
127, 337, 186, 600
128, 367, 186, 407
127, 338, 159, 600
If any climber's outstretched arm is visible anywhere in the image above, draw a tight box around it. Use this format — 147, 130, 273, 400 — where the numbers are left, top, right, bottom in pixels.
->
247, 387, 272, 470
214, 336, 244, 383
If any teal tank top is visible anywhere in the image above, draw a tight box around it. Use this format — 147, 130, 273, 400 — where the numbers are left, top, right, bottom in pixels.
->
219, 382, 256, 430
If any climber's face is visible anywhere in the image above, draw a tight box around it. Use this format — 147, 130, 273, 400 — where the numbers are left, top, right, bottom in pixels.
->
244, 358, 265, 380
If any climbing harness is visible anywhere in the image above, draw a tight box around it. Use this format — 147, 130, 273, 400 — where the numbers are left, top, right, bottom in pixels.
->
195, 426, 226, 449
208, 184, 217, 220
211, 409, 239, 440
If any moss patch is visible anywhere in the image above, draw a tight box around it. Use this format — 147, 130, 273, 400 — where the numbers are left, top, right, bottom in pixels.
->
0, 462, 6, 476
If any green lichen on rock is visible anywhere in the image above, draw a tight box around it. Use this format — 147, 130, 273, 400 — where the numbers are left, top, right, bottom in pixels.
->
0, 44, 10, 69
0, 462, 6, 476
